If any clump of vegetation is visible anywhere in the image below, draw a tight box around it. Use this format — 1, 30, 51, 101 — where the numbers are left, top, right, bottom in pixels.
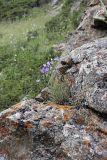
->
49, 76, 71, 104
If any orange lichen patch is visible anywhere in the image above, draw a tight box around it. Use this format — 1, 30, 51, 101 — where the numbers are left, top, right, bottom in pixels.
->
0, 126, 9, 138
45, 103, 75, 122
46, 102, 75, 111
64, 113, 72, 122
24, 122, 34, 129
32, 103, 44, 109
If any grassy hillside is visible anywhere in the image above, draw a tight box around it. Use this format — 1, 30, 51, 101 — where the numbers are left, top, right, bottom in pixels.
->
0, 7, 57, 110
0, 0, 86, 111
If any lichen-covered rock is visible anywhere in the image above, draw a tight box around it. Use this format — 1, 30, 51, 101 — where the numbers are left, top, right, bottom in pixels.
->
0, 100, 107, 160
66, 5, 107, 53
56, 37, 107, 114
1, 2, 107, 160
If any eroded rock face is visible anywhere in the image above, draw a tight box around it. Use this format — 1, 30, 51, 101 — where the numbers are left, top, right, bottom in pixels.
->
0, 100, 107, 160
66, 5, 107, 53
57, 37, 107, 114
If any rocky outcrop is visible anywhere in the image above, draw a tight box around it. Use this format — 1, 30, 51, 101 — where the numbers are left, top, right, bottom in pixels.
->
0, 100, 107, 160
57, 37, 107, 114
56, 1, 107, 114
0, 1, 107, 160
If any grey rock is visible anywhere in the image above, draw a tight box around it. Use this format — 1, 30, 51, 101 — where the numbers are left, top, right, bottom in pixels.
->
1, 2, 107, 160
57, 37, 107, 114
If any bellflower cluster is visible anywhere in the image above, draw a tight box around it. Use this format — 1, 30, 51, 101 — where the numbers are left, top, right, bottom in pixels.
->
40, 56, 59, 74
36, 56, 59, 85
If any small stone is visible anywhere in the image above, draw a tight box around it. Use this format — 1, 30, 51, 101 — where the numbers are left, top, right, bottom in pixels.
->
35, 94, 44, 102
35, 87, 51, 102
41, 87, 50, 101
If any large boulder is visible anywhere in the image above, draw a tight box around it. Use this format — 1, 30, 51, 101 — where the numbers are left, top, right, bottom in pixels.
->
57, 37, 107, 114
0, 100, 107, 160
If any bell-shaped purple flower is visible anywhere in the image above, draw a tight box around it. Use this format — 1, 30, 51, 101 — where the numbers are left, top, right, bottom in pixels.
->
40, 66, 49, 74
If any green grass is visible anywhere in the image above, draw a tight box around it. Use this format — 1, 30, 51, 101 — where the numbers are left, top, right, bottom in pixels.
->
0, 7, 51, 46
0, 7, 59, 111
